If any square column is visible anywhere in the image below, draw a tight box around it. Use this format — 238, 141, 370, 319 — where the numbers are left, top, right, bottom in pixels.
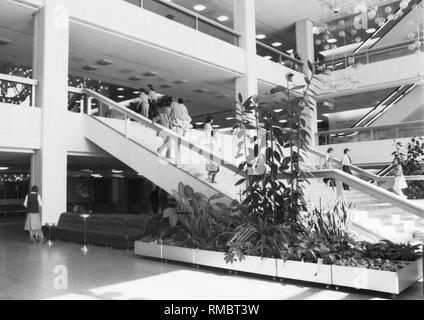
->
296, 19, 318, 147
234, 0, 258, 105
32, 0, 70, 224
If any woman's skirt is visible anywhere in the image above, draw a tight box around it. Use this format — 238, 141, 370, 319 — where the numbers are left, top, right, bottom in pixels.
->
24, 213, 42, 231
394, 176, 408, 190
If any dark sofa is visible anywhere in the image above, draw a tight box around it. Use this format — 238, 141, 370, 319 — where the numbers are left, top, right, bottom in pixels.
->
43, 213, 160, 250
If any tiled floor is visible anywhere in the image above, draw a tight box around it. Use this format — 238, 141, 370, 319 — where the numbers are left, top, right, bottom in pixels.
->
0, 220, 423, 300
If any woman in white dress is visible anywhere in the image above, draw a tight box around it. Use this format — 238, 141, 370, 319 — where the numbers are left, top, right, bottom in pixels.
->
137, 88, 150, 118
204, 116, 219, 183
393, 158, 408, 198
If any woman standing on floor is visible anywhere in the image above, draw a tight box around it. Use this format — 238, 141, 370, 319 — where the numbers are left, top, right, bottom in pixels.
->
137, 88, 150, 118
23, 185, 44, 242
204, 116, 220, 183
393, 158, 408, 198
342, 148, 353, 191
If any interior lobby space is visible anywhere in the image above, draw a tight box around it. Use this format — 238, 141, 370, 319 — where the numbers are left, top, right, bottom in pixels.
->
0, 0, 424, 303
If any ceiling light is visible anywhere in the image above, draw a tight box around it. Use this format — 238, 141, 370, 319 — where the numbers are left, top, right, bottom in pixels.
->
117, 88, 125, 91
226, 117, 234, 120
82, 64, 98, 71
112, 169, 123, 174
256, 34, 266, 40
272, 42, 282, 47
264, 55, 272, 60
279, 119, 288, 123
366, 28, 376, 34
327, 38, 337, 44
193, 4, 206, 11
217, 15, 229, 22
129, 76, 143, 81
143, 71, 158, 77
96, 58, 114, 66
195, 122, 204, 125
133, 91, 140, 94
317, 119, 324, 123
0, 38, 11, 46
0, 167, 9, 171
91, 174, 103, 178
212, 125, 220, 128
117, 95, 125, 99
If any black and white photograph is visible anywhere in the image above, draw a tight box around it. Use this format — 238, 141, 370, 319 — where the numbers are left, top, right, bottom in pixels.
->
0, 0, 423, 305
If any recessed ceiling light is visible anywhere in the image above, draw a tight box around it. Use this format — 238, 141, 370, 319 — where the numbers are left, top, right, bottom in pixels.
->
194, 88, 208, 93
117, 88, 125, 91
129, 76, 143, 81
193, 4, 206, 11
217, 15, 229, 22
327, 38, 337, 44
112, 169, 123, 174
317, 119, 324, 123
96, 58, 114, 66
160, 84, 172, 88
0, 167, 9, 171
256, 34, 266, 40
0, 38, 11, 46
143, 71, 158, 77
133, 91, 140, 94
366, 28, 376, 34
212, 125, 220, 128
279, 119, 288, 123
118, 95, 125, 99
264, 55, 272, 60
272, 42, 282, 47
174, 79, 189, 84
225, 117, 234, 120
82, 64, 98, 71
195, 122, 204, 125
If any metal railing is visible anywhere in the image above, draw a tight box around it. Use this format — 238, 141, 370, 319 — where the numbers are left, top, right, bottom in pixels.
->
256, 42, 304, 71
0, 73, 38, 107
124, 0, 241, 46
323, 38, 423, 72
317, 120, 424, 146
307, 169, 424, 219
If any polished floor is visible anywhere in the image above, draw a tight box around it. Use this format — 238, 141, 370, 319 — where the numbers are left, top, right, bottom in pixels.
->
0, 219, 423, 300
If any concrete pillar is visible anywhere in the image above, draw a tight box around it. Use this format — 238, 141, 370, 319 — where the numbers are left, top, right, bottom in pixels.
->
32, 0, 69, 224
296, 19, 318, 147
234, 0, 258, 120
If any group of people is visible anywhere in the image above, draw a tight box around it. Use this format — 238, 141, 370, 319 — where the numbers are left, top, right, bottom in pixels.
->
324, 148, 409, 197
323, 148, 353, 190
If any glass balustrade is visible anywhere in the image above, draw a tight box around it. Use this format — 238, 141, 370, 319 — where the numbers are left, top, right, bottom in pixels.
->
257, 42, 304, 72
123, 0, 240, 46
318, 121, 424, 145
324, 39, 423, 72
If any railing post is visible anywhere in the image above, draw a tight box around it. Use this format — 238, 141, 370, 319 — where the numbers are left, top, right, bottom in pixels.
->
87, 97, 93, 116
195, 16, 199, 30
31, 84, 36, 107
336, 179, 344, 201
79, 97, 84, 114
125, 116, 130, 138
370, 129, 374, 141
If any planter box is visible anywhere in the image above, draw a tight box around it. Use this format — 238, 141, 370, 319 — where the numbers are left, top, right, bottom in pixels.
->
277, 260, 333, 285
332, 258, 423, 294
134, 242, 422, 294
134, 241, 162, 259
162, 245, 195, 264
194, 250, 277, 277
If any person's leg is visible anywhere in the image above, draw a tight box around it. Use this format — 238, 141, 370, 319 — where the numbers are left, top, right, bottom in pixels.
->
29, 231, 34, 242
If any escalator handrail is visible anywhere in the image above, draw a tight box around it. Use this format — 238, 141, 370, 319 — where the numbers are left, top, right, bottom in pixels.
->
83, 88, 247, 178
302, 169, 424, 219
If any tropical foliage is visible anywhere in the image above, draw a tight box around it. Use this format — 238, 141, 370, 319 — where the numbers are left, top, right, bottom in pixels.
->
393, 137, 424, 199
142, 62, 421, 272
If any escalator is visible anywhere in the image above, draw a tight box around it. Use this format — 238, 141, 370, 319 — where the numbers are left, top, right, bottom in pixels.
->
355, 0, 423, 54
353, 84, 416, 128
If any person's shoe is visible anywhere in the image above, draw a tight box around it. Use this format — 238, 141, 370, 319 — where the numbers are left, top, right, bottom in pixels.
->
29, 238, 35, 243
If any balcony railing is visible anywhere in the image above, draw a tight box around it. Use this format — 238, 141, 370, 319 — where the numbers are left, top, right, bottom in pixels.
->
256, 41, 304, 72
124, 0, 241, 46
317, 120, 424, 145
322, 38, 424, 72
0, 73, 37, 107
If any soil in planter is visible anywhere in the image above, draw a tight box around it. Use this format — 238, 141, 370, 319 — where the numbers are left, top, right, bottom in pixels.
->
334, 258, 410, 272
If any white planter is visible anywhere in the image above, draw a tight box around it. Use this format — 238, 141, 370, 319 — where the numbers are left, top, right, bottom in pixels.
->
162, 245, 195, 264
332, 259, 423, 294
194, 250, 228, 269
134, 241, 162, 259
277, 260, 333, 285
194, 250, 277, 277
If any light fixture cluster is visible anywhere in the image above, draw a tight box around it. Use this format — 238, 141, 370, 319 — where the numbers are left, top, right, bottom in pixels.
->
0, 173, 30, 183
314, 0, 412, 52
